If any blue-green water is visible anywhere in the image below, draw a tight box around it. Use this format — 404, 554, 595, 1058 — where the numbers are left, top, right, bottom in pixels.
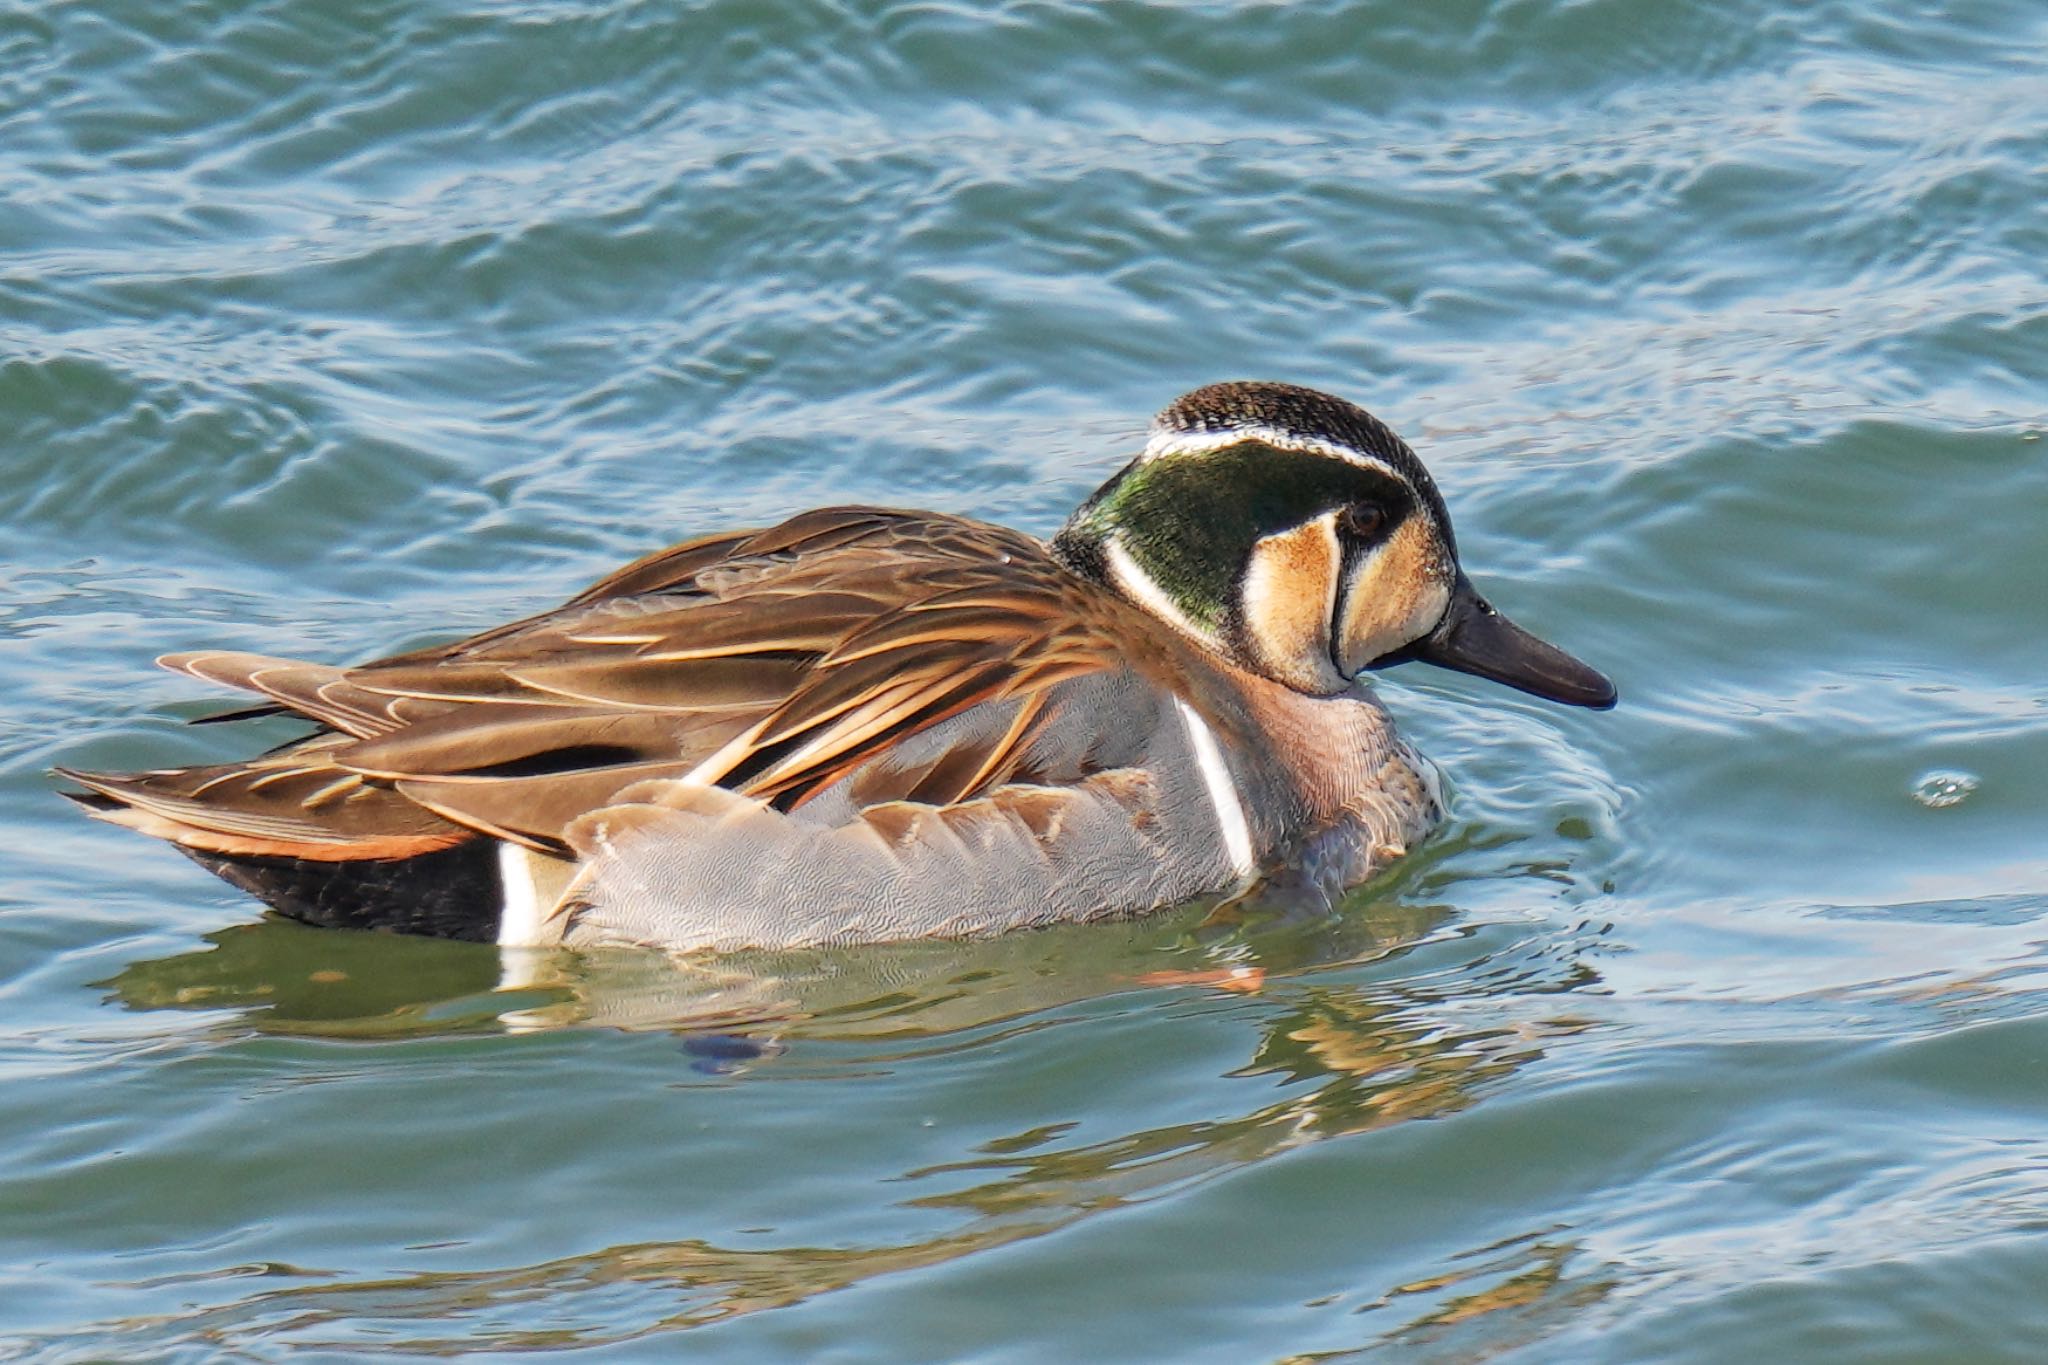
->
5, 0, 2047, 1358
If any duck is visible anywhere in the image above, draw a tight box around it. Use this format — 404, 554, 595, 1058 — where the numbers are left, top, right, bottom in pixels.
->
58, 381, 1615, 953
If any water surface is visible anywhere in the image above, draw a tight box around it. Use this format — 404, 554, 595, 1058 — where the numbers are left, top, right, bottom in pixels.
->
5, 0, 2047, 1359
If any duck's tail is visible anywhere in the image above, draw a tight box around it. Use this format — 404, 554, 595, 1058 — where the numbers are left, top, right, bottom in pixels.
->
55, 755, 502, 941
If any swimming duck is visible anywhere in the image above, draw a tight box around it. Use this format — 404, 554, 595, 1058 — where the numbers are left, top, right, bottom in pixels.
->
59, 382, 1614, 952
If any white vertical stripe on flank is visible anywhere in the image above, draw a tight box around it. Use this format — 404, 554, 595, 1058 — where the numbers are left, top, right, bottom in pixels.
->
1173, 697, 1257, 885
496, 840, 543, 948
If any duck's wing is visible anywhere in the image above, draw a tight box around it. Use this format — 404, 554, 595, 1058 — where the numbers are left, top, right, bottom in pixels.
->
135, 508, 1141, 856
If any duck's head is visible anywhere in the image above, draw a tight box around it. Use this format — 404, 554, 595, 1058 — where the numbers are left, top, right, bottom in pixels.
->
1053, 381, 1616, 709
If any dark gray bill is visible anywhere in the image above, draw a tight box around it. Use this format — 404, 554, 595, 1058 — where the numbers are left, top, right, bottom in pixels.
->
1380, 574, 1617, 709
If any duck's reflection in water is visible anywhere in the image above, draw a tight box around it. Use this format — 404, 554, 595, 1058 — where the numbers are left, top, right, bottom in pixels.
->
94, 890, 1600, 1354
105, 886, 1455, 1040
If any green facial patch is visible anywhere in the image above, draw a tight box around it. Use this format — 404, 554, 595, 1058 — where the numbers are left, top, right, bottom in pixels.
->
1078, 442, 1409, 629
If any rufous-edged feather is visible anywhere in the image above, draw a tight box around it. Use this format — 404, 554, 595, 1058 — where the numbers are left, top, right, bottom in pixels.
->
80, 509, 1141, 867
158, 651, 407, 738
55, 735, 469, 861
344, 514, 1118, 832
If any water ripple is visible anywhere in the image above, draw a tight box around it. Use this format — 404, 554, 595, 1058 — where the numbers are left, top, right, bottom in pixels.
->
5, 0, 2047, 1358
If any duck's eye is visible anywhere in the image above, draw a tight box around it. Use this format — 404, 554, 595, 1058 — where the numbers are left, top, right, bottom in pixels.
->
1339, 504, 1386, 540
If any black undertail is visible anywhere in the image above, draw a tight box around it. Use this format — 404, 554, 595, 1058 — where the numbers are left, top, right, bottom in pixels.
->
177, 839, 502, 942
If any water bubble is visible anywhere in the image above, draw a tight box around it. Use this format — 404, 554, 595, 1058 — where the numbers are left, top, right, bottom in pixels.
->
1912, 770, 1979, 809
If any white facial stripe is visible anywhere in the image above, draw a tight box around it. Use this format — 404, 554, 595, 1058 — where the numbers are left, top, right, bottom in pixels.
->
1173, 698, 1257, 887
1105, 535, 1209, 644
1142, 424, 1402, 480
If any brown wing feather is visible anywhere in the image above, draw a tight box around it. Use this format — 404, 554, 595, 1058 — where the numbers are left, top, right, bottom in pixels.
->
81, 508, 1140, 859
56, 735, 468, 860
316, 510, 1126, 845
158, 652, 411, 738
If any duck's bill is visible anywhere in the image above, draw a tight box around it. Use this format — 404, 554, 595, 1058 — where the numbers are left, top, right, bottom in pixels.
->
1386, 574, 1617, 710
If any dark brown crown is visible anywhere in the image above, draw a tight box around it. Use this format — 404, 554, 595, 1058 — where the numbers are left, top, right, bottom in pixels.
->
1153, 382, 1452, 550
